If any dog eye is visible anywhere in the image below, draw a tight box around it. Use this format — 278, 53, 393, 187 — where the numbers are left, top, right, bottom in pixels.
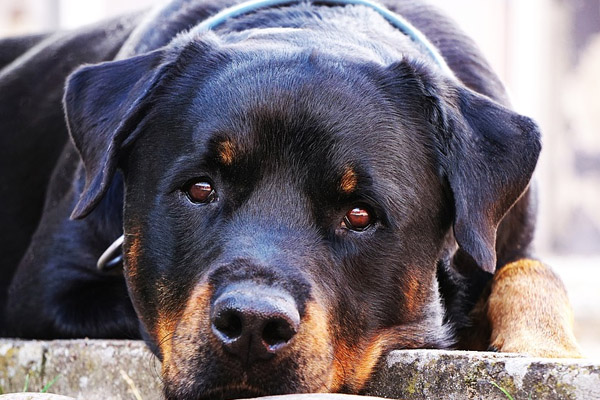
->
342, 207, 372, 232
185, 181, 217, 204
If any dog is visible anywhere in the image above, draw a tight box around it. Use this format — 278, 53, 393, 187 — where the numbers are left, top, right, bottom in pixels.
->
0, 0, 582, 398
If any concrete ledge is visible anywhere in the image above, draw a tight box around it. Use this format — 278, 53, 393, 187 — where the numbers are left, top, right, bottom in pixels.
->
1, 340, 599, 399
0, 340, 161, 400
0, 395, 76, 400
366, 350, 600, 400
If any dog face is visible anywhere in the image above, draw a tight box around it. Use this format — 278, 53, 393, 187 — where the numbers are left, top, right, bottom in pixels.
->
64, 31, 540, 399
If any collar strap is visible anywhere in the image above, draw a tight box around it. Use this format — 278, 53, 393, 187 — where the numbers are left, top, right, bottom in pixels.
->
191, 0, 454, 76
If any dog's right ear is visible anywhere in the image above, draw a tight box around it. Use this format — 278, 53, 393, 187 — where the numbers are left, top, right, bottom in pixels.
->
64, 50, 168, 219
384, 60, 540, 274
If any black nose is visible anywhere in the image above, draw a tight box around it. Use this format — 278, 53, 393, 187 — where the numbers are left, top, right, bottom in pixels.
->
210, 283, 300, 365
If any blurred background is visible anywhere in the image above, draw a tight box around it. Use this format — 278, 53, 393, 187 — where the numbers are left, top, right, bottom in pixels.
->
1, 0, 599, 358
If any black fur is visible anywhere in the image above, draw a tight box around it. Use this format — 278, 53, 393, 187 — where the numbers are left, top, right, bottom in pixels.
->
1, 1, 541, 398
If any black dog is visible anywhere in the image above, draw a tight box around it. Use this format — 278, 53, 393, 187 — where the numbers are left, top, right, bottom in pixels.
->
0, 0, 581, 398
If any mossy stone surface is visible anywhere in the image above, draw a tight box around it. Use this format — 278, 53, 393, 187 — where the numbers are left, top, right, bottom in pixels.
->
0, 340, 161, 399
365, 349, 600, 399
1, 341, 599, 399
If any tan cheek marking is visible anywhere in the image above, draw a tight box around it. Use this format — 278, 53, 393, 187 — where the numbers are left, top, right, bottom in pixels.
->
124, 231, 181, 366
350, 333, 394, 390
403, 277, 422, 316
331, 339, 352, 392
219, 140, 236, 165
299, 302, 330, 353
331, 332, 396, 392
290, 301, 336, 391
340, 167, 358, 194
156, 310, 178, 369
178, 283, 213, 334
124, 230, 142, 279
162, 283, 213, 380
487, 258, 582, 358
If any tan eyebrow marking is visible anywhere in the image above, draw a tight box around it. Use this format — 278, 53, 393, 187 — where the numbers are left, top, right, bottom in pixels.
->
218, 140, 236, 166
340, 166, 358, 194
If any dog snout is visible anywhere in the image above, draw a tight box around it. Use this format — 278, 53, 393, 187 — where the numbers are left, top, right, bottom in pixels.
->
210, 283, 300, 365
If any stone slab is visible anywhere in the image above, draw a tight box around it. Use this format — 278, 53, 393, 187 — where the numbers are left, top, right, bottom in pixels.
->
0, 340, 161, 400
1, 340, 599, 399
366, 349, 600, 400
0, 395, 76, 400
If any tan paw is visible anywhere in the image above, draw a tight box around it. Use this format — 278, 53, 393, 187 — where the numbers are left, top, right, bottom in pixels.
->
487, 259, 583, 358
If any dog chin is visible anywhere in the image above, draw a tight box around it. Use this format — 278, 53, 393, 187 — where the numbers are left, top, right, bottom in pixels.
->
164, 383, 291, 400
197, 387, 266, 400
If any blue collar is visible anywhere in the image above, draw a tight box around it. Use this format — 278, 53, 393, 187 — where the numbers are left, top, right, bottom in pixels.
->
191, 0, 454, 76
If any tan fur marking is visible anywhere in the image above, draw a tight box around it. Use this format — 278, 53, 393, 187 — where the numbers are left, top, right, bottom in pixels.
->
349, 335, 388, 390
294, 301, 335, 391
331, 332, 396, 392
487, 259, 582, 358
403, 277, 422, 316
156, 311, 177, 368
331, 339, 352, 391
161, 284, 213, 379
340, 167, 358, 194
124, 231, 141, 279
219, 140, 236, 165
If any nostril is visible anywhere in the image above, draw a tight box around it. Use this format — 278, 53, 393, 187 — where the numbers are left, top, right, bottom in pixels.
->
262, 318, 297, 349
213, 310, 243, 341
210, 283, 302, 364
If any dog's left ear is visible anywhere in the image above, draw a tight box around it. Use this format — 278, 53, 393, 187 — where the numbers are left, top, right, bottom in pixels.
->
443, 85, 541, 273
386, 61, 541, 273
64, 49, 168, 220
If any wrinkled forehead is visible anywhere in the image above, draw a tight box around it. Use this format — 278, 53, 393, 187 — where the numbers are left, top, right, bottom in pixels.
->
167, 47, 406, 151
140, 41, 435, 193
198, 52, 393, 136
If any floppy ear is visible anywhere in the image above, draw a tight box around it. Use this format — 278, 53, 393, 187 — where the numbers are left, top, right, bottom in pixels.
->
387, 61, 541, 273
443, 86, 541, 273
63, 49, 168, 219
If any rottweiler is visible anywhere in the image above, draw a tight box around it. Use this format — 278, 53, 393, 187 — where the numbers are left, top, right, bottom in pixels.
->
0, 0, 582, 398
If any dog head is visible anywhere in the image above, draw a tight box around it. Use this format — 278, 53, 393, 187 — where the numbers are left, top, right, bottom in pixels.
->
64, 28, 540, 399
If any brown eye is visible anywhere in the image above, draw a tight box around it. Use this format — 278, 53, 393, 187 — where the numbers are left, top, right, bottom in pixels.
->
185, 181, 216, 204
343, 207, 373, 232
